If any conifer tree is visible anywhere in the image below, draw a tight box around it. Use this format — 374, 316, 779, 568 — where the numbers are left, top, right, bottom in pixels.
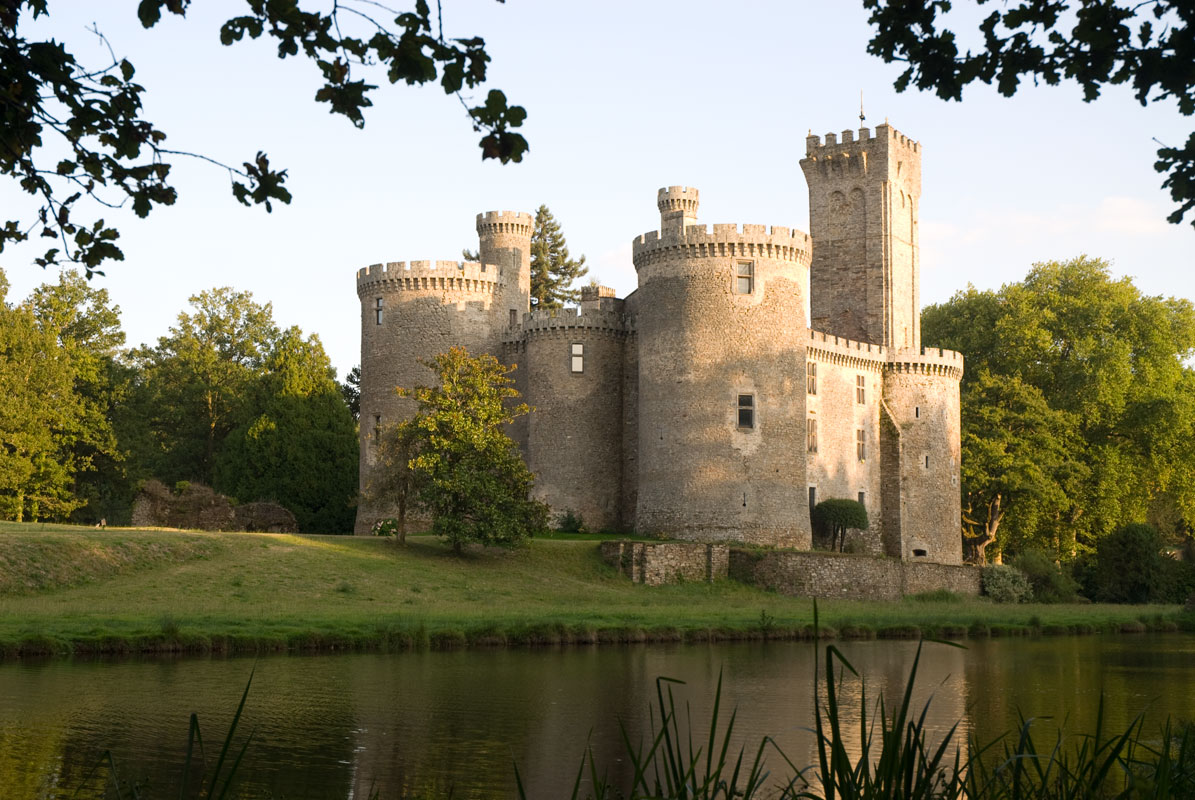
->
530, 205, 588, 309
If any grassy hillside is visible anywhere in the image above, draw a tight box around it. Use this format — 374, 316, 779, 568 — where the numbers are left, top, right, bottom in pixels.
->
0, 522, 1189, 658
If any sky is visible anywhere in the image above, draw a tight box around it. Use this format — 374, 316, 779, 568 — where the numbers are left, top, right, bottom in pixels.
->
3, 1, 1192, 378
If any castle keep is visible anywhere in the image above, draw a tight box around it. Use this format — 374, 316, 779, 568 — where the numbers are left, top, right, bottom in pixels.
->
355, 122, 964, 564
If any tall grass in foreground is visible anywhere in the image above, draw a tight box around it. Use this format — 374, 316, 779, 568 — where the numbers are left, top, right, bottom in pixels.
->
520, 621, 1195, 799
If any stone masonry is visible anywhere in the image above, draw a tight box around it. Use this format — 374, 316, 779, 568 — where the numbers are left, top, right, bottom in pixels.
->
355, 120, 965, 575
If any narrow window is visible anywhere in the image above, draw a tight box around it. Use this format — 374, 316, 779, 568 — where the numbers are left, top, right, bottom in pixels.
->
856, 374, 866, 404
925, 455, 930, 469
373, 414, 382, 443
856, 429, 866, 461
509, 308, 518, 328
913, 548, 928, 558
735, 261, 754, 294
571, 342, 584, 373
375, 297, 384, 325
807, 361, 817, 395
806, 418, 818, 453
737, 394, 754, 429
808, 486, 817, 509
858, 491, 866, 506
915, 406, 920, 418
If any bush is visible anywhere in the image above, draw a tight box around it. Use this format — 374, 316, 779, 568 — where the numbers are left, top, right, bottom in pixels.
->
811, 499, 868, 552
1093, 523, 1165, 604
1159, 557, 1195, 604
371, 518, 401, 537
1010, 549, 1080, 603
981, 565, 1032, 604
555, 510, 587, 534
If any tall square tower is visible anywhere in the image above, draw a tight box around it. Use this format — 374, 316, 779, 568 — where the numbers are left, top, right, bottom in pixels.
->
800, 124, 921, 351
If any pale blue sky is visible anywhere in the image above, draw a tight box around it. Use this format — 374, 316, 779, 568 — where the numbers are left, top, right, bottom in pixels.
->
4, 2, 1191, 377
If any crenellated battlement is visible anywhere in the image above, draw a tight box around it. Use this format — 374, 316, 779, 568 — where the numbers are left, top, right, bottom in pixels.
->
355, 260, 504, 297
476, 210, 533, 236
807, 328, 887, 370
520, 306, 633, 336
632, 222, 812, 269
884, 346, 964, 380
804, 123, 920, 156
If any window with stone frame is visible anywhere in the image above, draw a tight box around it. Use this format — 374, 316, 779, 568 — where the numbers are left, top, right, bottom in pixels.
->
737, 394, 755, 429
856, 374, 866, 403
856, 428, 866, 461
735, 261, 754, 294
571, 342, 584, 373
375, 297, 383, 325
807, 361, 817, 394
807, 417, 818, 453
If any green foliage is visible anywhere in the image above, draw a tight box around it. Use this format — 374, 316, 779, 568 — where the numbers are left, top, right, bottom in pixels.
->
530, 205, 588, 309
555, 510, 587, 534
215, 327, 358, 533
811, 498, 869, 552
1, 2, 524, 273
339, 365, 361, 423
371, 518, 401, 537
0, 268, 128, 523
398, 347, 548, 554
864, 0, 1195, 229
126, 288, 280, 487
982, 565, 1033, 604
1011, 549, 1080, 604
1159, 557, 1195, 604
1093, 523, 1166, 604
924, 257, 1195, 561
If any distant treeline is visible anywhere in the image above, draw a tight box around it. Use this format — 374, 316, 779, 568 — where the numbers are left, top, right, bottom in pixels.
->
0, 269, 358, 533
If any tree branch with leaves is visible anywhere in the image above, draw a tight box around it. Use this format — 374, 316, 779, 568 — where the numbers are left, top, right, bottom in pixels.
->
0, 0, 526, 274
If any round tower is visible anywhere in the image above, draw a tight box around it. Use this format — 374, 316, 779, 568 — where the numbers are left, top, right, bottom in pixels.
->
631, 187, 814, 547
879, 348, 964, 563
353, 258, 506, 534
477, 211, 533, 325
521, 297, 630, 531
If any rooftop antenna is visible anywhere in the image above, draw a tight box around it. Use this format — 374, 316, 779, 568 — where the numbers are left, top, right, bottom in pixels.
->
859, 90, 866, 126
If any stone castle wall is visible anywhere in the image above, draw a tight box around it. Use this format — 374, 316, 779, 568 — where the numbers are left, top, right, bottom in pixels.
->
600, 540, 729, 585
801, 125, 922, 352
805, 329, 886, 553
523, 307, 631, 531
631, 188, 814, 547
728, 549, 979, 601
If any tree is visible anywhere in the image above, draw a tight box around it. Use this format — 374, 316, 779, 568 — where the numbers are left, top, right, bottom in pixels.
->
367, 422, 420, 543
959, 372, 1084, 564
340, 365, 361, 423
26, 270, 129, 522
126, 288, 279, 486
924, 256, 1195, 560
0, 268, 82, 521
863, 0, 1195, 229
216, 328, 359, 533
811, 499, 869, 553
529, 205, 588, 309
1, 1, 527, 274
397, 346, 547, 554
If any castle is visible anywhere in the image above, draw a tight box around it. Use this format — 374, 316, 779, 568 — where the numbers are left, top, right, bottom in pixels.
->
355, 121, 964, 565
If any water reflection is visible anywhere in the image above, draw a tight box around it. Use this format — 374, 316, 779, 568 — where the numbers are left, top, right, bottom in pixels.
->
0, 635, 1192, 798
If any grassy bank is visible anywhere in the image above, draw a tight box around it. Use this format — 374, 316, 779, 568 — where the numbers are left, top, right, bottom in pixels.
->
0, 522, 1190, 658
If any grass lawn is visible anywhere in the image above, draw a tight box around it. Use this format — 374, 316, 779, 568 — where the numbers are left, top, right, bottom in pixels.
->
0, 522, 1189, 658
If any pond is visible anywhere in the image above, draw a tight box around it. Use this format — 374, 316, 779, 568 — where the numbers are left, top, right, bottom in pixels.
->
2, 634, 1193, 798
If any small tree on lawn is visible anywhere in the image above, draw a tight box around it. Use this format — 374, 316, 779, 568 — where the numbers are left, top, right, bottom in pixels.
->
400, 347, 547, 554
367, 422, 419, 544
812, 499, 869, 553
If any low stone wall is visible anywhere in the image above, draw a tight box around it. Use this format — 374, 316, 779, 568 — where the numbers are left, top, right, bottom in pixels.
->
601, 541, 729, 586
728, 549, 979, 601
